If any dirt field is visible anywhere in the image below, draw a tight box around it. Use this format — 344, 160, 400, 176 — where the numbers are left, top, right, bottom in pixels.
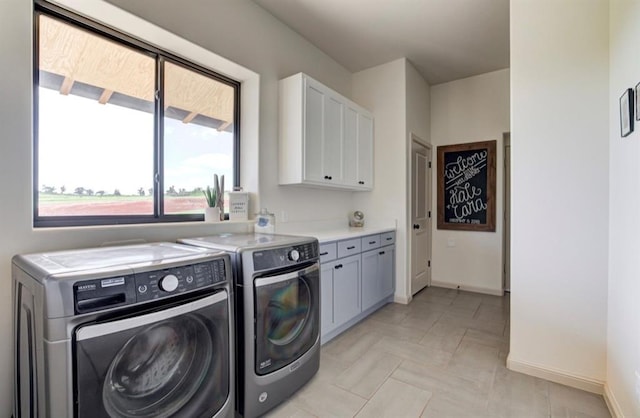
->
38, 196, 206, 216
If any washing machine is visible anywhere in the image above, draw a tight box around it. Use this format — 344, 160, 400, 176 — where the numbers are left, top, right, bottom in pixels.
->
12, 242, 234, 418
178, 234, 320, 418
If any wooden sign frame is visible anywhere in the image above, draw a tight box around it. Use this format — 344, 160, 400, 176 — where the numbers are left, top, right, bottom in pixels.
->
437, 140, 496, 231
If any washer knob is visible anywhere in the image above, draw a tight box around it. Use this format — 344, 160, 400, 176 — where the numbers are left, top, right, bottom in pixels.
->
159, 274, 179, 292
288, 249, 300, 262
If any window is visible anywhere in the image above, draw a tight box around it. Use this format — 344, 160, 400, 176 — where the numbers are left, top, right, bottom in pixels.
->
34, 7, 239, 227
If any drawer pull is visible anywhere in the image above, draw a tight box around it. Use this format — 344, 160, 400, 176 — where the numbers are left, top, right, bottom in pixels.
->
386, 237, 392, 241
379, 251, 385, 255
358, 181, 365, 185
347, 246, 355, 250
320, 251, 329, 256
334, 264, 343, 269
324, 175, 333, 180
368, 241, 376, 245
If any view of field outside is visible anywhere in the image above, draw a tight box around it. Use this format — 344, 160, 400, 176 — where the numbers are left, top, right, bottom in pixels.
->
37, 15, 235, 220
37, 86, 234, 217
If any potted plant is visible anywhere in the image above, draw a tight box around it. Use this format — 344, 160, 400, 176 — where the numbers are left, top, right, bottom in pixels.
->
203, 186, 220, 222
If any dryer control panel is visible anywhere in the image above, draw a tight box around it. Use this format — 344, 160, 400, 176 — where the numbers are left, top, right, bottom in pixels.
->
252, 241, 318, 272
73, 258, 227, 314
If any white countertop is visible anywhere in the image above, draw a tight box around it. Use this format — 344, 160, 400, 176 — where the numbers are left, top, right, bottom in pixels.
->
276, 220, 396, 243
298, 226, 395, 243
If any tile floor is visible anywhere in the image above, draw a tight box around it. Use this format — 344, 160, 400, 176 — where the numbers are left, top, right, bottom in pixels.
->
267, 286, 611, 418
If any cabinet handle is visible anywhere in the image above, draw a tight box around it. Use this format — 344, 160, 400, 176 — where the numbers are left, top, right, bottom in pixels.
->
334, 264, 343, 269
413, 224, 420, 230
324, 175, 333, 180
379, 251, 385, 255
320, 252, 329, 256
358, 181, 365, 185
368, 241, 376, 245
386, 237, 392, 241
347, 246, 355, 250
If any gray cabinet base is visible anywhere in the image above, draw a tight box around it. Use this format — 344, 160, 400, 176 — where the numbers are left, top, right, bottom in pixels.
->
320, 295, 394, 345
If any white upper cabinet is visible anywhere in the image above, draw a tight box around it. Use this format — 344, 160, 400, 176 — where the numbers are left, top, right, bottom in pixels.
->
279, 73, 373, 191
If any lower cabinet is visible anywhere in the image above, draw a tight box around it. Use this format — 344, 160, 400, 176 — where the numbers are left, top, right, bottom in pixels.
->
332, 254, 361, 328
320, 254, 361, 336
319, 232, 395, 343
361, 245, 395, 311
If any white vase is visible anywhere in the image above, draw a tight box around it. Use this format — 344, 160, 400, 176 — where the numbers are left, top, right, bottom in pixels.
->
204, 207, 221, 222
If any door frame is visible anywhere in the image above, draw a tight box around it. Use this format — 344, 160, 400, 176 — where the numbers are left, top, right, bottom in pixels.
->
502, 132, 511, 292
408, 133, 433, 297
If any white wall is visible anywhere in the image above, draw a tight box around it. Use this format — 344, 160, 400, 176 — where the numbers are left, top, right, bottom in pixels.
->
352, 59, 410, 301
429, 69, 510, 294
351, 59, 430, 303
0, 0, 357, 413
406, 60, 431, 144
607, 1, 640, 415
509, 0, 609, 391
104, 0, 356, 224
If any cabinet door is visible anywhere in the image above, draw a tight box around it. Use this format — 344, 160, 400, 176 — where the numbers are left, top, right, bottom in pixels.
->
343, 106, 358, 186
333, 254, 361, 327
357, 113, 374, 188
320, 263, 335, 335
303, 82, 324, 182
361, 249, 380, 311
323, 95, 343, 183
379, 245, 395, 298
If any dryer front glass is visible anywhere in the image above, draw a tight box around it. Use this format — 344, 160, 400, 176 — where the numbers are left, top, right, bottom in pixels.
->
73, 292, 230, 418
254, 263, 319, 375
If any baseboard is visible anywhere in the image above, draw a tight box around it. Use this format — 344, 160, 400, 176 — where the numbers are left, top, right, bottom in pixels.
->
430, 280, 504, 297
603, 383, 624, 418
506, 354, 605, 395
393, 294, 411, 304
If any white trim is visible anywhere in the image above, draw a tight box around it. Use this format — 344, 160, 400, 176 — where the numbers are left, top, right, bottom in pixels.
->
506, 354, 605, 395
393, 294, 411, 304
430, 280, 503, 296
603, 383, 623, 418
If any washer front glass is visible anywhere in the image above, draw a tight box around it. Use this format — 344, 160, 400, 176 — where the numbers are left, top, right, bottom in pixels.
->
254, 264, 319, 375
74, 292, 230, 418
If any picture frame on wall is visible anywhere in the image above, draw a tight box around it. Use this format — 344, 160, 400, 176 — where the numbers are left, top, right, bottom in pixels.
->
620, 88, 634, 137
436, 140, 496, 232
635, 82, 640, 121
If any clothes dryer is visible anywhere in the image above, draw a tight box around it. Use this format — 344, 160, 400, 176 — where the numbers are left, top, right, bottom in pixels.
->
178, 234, 320, 418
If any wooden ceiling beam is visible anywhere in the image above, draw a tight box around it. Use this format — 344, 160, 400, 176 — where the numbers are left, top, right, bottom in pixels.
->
98, 89, 114, 104
217, 121, 232, 132
59, 76, 74, 95
182, 112, 198, 124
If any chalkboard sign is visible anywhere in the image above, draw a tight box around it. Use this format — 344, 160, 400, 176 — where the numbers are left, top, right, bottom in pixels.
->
437, 140, 496, 231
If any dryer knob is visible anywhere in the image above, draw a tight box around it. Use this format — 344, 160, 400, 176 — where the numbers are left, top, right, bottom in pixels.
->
159, 274, 179, 292
288, 249, 300, 262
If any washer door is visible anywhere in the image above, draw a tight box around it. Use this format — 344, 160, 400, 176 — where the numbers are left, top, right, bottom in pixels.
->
74, 292, 230, 418
254, 263, 319, 375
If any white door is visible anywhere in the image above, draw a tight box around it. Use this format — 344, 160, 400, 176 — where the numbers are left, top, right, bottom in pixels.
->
357, 113, 373, 188
343, 106, 358, 186
323, 95, 343, 184
503, 133, 511, 291
411, 138, 432, 295
303, 82, 324, 183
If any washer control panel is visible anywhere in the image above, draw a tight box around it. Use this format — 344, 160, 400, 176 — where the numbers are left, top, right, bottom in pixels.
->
252, 241, 318, 272
74, 258, 227, 314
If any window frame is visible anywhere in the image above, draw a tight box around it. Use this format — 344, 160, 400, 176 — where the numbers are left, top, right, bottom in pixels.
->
33, 2, 241, 228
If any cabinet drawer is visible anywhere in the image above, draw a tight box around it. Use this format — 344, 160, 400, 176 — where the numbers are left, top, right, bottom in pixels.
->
337, 238, 361, 258
319, 242, 337, 263
381, 231, 396, 246
361, 234, 381, 251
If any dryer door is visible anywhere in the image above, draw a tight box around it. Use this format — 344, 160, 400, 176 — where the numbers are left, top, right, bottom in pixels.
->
74, 291, 230, 418
254, 263, 320, 375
